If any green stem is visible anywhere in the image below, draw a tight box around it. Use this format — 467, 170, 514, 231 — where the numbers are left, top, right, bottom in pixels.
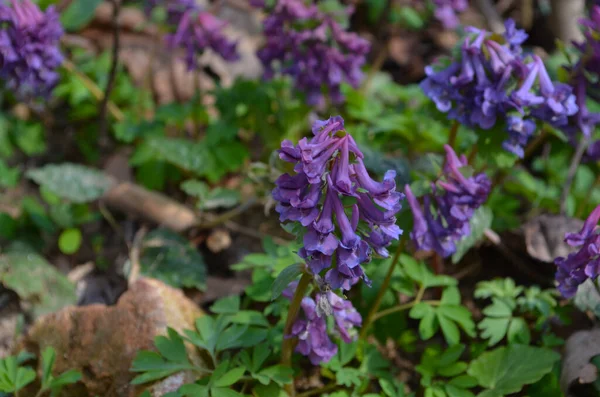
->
372, 298, 441, 323
282, 272, 312, 397
296, 383, 341, 397
448, 121, 459, 149
359, 237, 405, 340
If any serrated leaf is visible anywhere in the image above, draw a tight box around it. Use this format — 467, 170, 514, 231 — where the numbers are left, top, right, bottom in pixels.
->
26, 163, 114, 203
0, 253, 76, 318
0, 356, 36, 392
467, 345, 560, 395
478, 318, 510, 346
140, 228, 206, 290
452, 207, 493, 263
271, 263, 303, 301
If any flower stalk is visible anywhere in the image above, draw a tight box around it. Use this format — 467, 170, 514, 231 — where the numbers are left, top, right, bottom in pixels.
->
281, 272, 312, 394
359, 237, 405, 340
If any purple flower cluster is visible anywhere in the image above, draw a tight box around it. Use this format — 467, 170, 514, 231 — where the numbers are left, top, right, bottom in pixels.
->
404, 145, 491, 258
432, 0, 468, 29
0, 0, 63, 97
284, 283, 361, 364
555, 205, 600, 298
253, 0, 370, 106
559, 5, 600, 161
273, 116, 403, 291
146, 0, 238, 70
421, 20, 578, 158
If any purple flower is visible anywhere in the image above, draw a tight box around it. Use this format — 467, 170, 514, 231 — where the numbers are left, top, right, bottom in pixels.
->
326, 291, 362, 343
273, 116, 403, 291
0, 0, 63, 98
502, 116, 536, 158
146, 0, 238, 70
255, 0, 370, 106
288, 296, 338, 365
404, 145, 491, 258
421, 19, 578, 157
555, 205, 600, 298
283, 283, 362, 364
432, 0, 468, 29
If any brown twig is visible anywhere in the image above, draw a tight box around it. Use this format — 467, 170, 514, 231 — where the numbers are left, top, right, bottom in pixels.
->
560, 138, 588, 214
98, 0, 122, 144
128, 226, 148, 286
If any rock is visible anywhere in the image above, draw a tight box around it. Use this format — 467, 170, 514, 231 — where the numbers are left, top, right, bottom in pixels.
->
561, 328, 600, 396
523, 214, 583, 263
17, 278, 204, 397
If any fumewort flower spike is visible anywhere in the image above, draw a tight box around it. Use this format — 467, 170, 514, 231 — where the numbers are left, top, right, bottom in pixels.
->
253, 0, 370, 106
404, 145, 491, 258
146, 0, 238, 70
282, 282, 362, 364
0, 0, 63, 97
421, 19, 578, 158
554, 205, 600, 298
557, 5, 600, 161
273, 116, 403, 292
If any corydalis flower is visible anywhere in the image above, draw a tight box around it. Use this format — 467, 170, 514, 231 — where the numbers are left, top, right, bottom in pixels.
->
146, 0, 238, 70
557, 5, 600, 161
421, 19, 578, 158
283, 283, 362, 364
404, 145, 491, 258
555, 205, 600, 298
0, 0, 63, 97
432, 0, 467, 29
273, 116, 403, 291
254, 0, 370, 106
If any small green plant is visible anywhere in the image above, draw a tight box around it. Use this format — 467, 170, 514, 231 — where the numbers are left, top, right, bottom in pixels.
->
0, 347, 81, 396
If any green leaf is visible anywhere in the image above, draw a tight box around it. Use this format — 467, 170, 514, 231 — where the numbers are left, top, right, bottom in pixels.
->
181, 180, 209, 198
140, 228, 207, 290
213, 367, 245, 387
200, 188, 241, 210
210, 388, 244, 397
60, 0, 103, 30
41, 347, 56, 387
467, 345, 560, 395
58, 228, 83, 255
452, 207, 493, 263
507, 317, 531, 345
47, 369, 81, 390
478, 318, 510, 347
0, 356, 36, 392
154, 329, 188, 363
228, 311, 269, 327
210, 296, 241, 314
271, 263, 303, 301
257, 365, 293, 386
26, 163, 114, 203
0, 159, 19, 188
0, 253, 76, 318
